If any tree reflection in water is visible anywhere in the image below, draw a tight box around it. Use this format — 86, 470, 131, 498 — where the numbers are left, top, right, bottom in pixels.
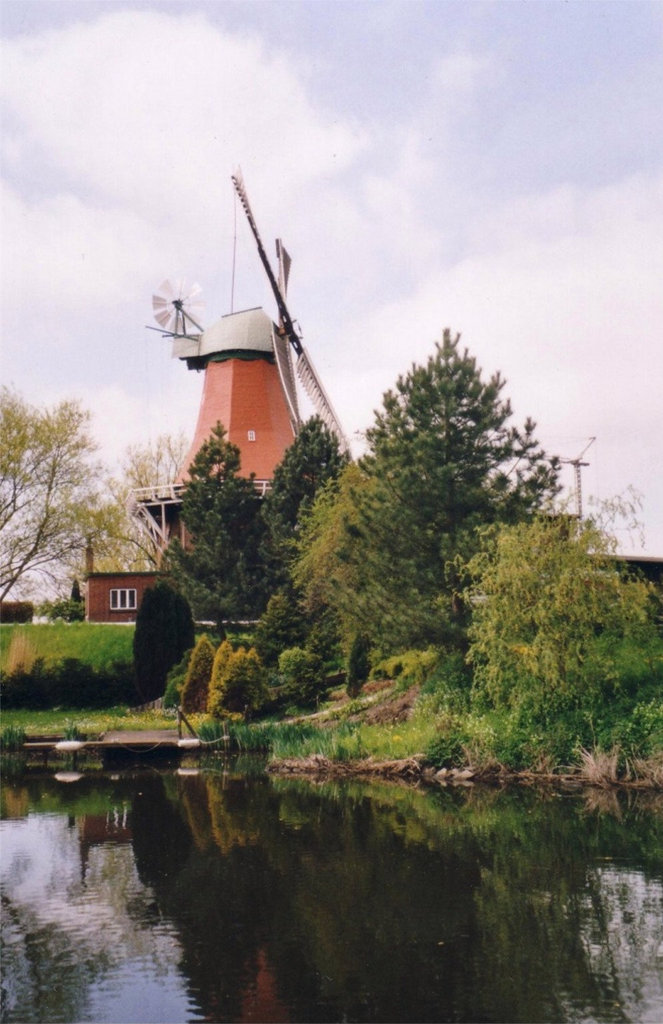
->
1, 767, 662, 1023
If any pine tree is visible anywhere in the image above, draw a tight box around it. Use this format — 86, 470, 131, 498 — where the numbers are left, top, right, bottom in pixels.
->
166, 424, 267, 634
295, 331, 560, 655
261, 416, 349, 589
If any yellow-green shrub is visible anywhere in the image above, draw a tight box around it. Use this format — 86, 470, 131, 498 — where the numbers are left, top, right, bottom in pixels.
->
208, 645, 267, 718
181, 635, 215, 713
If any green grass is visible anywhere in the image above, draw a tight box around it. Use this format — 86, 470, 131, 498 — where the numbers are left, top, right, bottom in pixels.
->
1, 706, 176, 738
1, 623, 134, 672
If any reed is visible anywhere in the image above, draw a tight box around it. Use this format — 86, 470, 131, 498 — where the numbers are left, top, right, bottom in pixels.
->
0, 723, 26, 751
576, 746, 620, 786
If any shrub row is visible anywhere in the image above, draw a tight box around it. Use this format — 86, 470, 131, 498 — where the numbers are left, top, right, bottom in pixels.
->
0, 658, 136, 709
1, 601, 34, 623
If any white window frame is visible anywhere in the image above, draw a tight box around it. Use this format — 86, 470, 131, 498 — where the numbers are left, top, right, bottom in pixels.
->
247, 430, 256, 441
110, 588, 137, 611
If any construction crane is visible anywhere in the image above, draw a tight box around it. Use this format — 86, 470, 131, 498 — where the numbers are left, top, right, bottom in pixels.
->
561, 437, 595, 520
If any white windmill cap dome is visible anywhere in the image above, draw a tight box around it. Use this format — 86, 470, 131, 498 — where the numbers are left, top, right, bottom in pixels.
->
172, 307, 274, 362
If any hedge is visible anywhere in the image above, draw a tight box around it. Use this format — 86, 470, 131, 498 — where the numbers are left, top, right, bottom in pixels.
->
0, 658, 136, 709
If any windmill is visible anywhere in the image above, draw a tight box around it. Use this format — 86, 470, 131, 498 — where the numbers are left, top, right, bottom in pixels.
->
561, 437, 595, 520
132, 173, 347, 553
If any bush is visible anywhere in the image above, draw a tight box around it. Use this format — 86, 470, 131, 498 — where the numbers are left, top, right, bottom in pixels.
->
373, 648, 441, 689
39, 598, 84, 623
605, 698, 663, 760
0, 601, 34, 623
278, 646, 326, 708
0, 657, 136, 709
425, 712, 469, 768
346, 633, 371, 698
133, 583, 195, 703
163, 648, 193, 709
416, 651, 472, 715
181, 635, 215, 713
208, 645, 268, 718
207, 640, 234, 716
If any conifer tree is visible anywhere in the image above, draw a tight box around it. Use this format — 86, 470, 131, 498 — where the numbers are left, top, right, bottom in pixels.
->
167, 424, 267, 634
133, 582, 194, 703
181, 634, 215, 713
262, 416, 349, 565
295, 331, 560, 655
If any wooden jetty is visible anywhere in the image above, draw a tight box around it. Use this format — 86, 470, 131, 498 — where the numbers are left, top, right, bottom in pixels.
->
22, 709, 205, 764
23, 730, 202, 764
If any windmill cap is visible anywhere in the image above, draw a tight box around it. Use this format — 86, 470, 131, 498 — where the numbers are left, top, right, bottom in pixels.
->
172, 307, 274, 361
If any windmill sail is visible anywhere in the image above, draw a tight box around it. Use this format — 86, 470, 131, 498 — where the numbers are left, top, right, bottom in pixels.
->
296, 348, 348, 452
273, 330, 300, 432
232, 168, 348, 452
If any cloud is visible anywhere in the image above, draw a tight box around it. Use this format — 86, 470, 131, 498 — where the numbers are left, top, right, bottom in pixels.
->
2, 5, 662, 554
329, 170, 663, 550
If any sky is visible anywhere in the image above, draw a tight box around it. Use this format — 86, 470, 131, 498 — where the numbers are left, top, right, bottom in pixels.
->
2, 0, 662, 554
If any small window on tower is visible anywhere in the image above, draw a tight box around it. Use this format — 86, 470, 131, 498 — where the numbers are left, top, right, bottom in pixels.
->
248, 430, 256, 442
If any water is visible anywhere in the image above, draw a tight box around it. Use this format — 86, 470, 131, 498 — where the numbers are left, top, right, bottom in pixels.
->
1, 763, 662, 1023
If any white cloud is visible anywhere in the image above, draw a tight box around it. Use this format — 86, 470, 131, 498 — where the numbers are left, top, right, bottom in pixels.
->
2, 5, 662, 556
329, 171, 663, 551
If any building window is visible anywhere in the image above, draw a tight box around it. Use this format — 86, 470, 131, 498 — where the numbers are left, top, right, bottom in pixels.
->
110, 588, 137, 611
248, 430, 256, 441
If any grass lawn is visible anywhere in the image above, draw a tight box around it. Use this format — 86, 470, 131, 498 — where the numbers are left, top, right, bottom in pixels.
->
1, 622, 134, 672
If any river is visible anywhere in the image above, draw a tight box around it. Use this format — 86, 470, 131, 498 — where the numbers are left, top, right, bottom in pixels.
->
1, 762, 662, 1023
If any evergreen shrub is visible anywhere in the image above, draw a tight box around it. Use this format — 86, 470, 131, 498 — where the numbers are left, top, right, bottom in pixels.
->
181, 634, 215, 713
208, 645, 268, 718
163, 648, 193, 709
133, 583, 195, 703
278, 646, 326, 708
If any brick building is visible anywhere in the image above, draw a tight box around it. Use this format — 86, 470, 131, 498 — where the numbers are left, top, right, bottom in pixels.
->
85, 571, 161, 623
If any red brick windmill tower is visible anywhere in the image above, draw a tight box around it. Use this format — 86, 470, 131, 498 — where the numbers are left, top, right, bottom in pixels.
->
133, 172, 347, 554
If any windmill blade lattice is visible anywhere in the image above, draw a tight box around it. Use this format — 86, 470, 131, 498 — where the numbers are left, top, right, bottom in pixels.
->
152, 279, 204, 335
232, 169, 348, 452
296, 348, 348, 452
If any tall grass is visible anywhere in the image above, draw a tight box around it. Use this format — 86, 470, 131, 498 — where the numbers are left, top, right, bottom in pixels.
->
5, 633, 37, 673
0, 623, 134, 672
0, 723, 26, 751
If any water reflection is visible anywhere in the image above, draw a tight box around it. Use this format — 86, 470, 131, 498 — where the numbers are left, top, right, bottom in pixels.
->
1, 767, 662, 1023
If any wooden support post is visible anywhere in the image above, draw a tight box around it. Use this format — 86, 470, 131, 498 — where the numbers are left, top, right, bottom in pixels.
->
177, 706, 198, 739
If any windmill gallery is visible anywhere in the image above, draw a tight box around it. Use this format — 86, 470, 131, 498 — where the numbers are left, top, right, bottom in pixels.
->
86, 172, 348, 623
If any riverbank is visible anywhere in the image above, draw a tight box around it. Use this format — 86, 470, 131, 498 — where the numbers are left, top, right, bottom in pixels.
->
3, 672, 662, 790
267, 752, 663, 790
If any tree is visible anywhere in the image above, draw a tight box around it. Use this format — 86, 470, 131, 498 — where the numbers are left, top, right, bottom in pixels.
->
166, 424, 267, 634
253, 591, 308, 668
133, 582, 195, 703
299, 331, 559, 654
95, 432, 190, 573
291, 463, 367, 646
261, 416, 349, 585
465, 512, 659, 717
0, 387, 110, 600
181, 634, 216, 713
346, 633, 371, 697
